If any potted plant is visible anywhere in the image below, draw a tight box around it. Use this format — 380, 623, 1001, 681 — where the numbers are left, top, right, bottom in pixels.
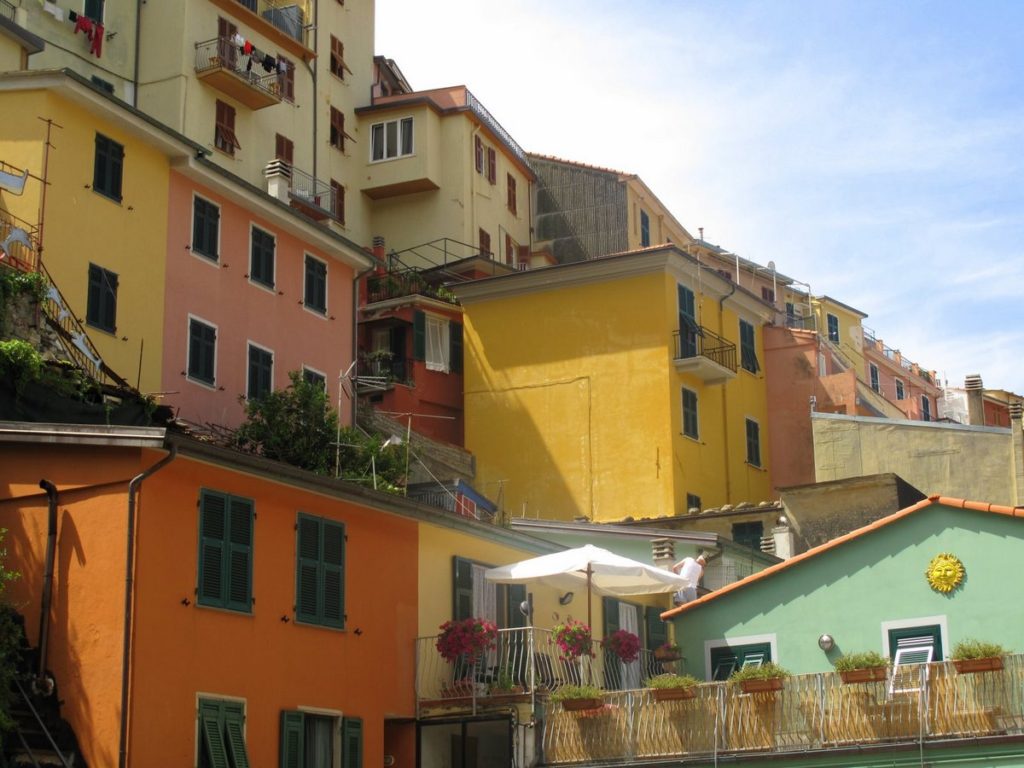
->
729, 662, 790, 693
435, 617, 498, 665
488, 667, 525, 699
654, 642, 682, 662
601, 629, 641, 664
550, 684, 604, 712
551, 619, 594, 661
646, 673, 701, 702
952, 639, 1008, 674
833, 651, 889, 684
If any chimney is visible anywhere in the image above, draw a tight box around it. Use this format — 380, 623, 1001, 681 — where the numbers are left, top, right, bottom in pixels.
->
1011, 401, 1024, 506
372, 235, 386, 262
772, 516, 796, 560
263, 160, 291, 204
965, 374, 985, 426
651, 538, 675, 571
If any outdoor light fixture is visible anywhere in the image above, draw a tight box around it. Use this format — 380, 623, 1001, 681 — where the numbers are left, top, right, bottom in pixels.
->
818, 634, 834, 651
558, 592, 574, 606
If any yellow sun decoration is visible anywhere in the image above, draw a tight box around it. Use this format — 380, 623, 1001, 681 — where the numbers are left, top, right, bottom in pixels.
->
925, 553, 964, 593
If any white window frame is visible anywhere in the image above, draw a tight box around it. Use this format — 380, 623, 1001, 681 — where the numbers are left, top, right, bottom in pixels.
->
869, 363, 880, 393
880, 615, 948, 660
826, 312, 840, 343
369, 116, 414, 162
425, 314, 450, 373
194, 692, 248, 768
921, 395, 931, 421
704, 634, 778, 683
895, 378, 905, 400
296, 706, 343, 768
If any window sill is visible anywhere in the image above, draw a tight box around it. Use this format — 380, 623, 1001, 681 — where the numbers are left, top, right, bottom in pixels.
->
86, 322, 117, 336
92, 189, 122, 205
681, 433, 701, 444
302, 305, 328, 319
293, 618, 346, 632
186, 374, 218, 391
249, 277, 277, 294
745, 462, 767, 472
369, 153, 415, 165
195, 601, 254, 617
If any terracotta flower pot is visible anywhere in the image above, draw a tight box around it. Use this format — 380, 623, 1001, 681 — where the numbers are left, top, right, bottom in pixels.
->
561, 697, 604, 712
652, 687, 697, 702
953, 657, 1004, 674
839, 666, 888, 684
739, 677, 784, 694
654, 648, 682, 662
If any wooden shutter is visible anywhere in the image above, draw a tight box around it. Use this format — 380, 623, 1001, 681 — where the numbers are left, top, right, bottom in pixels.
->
296, 514, 321, 623
279, 710, 304, 768
452, 557, 474, 620
486, 147, 496, 184
474, 136, 483, 172
200, 700, 230, 768
224, 703, 250, 768
449, 322, 463, 374
198, 491, 227, 606
602, 596, 620, 636
226, 496, 253, 611
322, 519, 346, 628
342, 717, 363, 768
645, 606, 667, 651
109, 140, 124, 200
507, 584, 527, 628
412, 311, 426, 361
275, 134, 294, 165
507, 174, 516, 214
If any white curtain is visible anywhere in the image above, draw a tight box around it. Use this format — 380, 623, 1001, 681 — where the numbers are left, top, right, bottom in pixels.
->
618, 603, 641, 689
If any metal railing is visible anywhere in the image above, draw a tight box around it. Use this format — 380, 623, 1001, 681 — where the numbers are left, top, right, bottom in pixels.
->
287, 164, 336, 218
542, 654, 1024, 765
235, 0, 309, 43
365, 271, 459, 306
785, 312, 817, 331
466, 90, 530, 171
0, 207, 40, 273
0, 0, 15, 24
672, 326, 737, 373
358, 354, 411, 385
194, 37, 281, 100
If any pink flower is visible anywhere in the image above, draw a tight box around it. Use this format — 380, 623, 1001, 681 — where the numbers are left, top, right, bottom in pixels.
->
436, 617, 498, 663
601, 629, 640, 663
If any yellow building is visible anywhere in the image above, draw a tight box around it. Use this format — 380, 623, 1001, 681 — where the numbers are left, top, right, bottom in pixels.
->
356, 85, 534, 267
454, 244, 775, 523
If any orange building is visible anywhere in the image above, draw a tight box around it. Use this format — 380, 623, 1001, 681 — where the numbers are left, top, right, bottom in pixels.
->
0, 423, 420, 768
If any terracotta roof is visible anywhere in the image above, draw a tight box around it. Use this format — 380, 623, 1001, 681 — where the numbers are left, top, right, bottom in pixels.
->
526, 152, 635, 179
660, 495, 1024, 620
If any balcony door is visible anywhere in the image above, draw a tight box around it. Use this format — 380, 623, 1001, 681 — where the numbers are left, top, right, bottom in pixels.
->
678, 284, 699, 358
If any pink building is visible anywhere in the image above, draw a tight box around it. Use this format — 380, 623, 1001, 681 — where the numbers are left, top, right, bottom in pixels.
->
861, 328, 942, 422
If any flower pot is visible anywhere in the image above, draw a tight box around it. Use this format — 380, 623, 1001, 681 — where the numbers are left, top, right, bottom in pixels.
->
652, 687, 697, 702
953, 657, 1004, 674
739, 677, 784, 694
561, 697, 604, 712
654, 648, 682, 662
839, 666, 888, 684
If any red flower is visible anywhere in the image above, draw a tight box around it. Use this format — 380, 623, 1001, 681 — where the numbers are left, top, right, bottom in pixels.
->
601, 629, 640, 663
436, 617, 498, 663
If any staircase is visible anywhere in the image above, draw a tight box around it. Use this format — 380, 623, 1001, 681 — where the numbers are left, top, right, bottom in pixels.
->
6, 678, 78, 767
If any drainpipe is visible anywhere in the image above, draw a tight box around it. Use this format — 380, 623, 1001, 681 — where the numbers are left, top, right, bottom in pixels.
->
718, 283, 737, 501
132, 0, 142, 107
310, 0, 318, 184
35, 480, 59, 696
118, 445, 177, 768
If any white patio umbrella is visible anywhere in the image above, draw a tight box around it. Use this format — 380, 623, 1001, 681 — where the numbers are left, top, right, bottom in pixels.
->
484, 544, 692, 630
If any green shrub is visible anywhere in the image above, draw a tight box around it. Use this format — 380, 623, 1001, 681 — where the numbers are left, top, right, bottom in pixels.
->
645, 673, 700, 690
952, 639, 1008, 660
833, 651, 889, 672
0, 529, 24, 732
0, 339, 43, 395
728, 662, 789, 683
549, 684, 602, 702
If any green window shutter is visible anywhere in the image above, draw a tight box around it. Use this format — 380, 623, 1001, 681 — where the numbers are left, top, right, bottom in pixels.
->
645, 607, 667, 651
342, 717, 363, 768
296, 514, 321, 623
279, 710, 305, 768
199, 700, 230, 768
507, 584, 527, 628
227, 496, 254, 612
224, 703, 250, 768
322, 520, 346, 628
198, 491, 228, 607
412, 311, 426, 361
602, 596, 620, 637
449, 322, 463, 374
452, 557, 474, 620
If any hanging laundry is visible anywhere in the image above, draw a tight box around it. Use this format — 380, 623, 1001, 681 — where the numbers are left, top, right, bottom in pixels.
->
262, 53, 276, 72
243, 40, 253, 55
231, 32, 245, 48
278, 58, 288, 74
90, 22, 103, 57
68, 10, 77, 22
73, 15, 93, 37
43, 2, 65, 22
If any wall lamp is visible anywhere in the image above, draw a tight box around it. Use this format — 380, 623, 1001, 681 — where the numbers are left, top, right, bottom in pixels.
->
558, 592, 574, 606
818, 634, 835, 651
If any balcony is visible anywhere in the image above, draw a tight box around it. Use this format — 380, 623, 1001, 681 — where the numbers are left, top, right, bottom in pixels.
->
194, 37, 281, 110
672, 327, 737, 384
263, 160, 337, 221
364, 270, 460, 306
539, 654, 1024, 765
356, 353, 412, 391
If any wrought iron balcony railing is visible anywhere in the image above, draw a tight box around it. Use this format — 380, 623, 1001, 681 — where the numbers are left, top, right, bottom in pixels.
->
234, 0, 309, 44
672, 326, 737, 373
194, 37, 281, 106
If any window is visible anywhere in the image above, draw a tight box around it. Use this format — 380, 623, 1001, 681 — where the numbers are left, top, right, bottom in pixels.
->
278, 56, 295, 102
197, 698, 249, 768
504, 233, 514, 266
304, 254, 327, 314
197, 489, 253, 612
330, 107, 353, 152
331, 179, 345, 224
761, 286, 775, 303
425, 315, 450, 373
248, 226, 276, 289
486, 147, 496, 184
86, 263, 117, 333
710, 642, 771, 681
677, 284, 699, 358
827, 313, 839, 343
640, 209, 650, 247
745, 418, 761, 467
506, 174, 517, 215
685, 493, 701, 512
888, 624, 942, 694
370, 117, 413, 161
215, 101, 240, 156
452, 556, 526, 628
330, 36, 350, 80
868, 363, 880, 393
921, 395, 931, 422
188, 317, 217, 386
247, 344, 273, 400
280, 713, 363, 768
90, 75, 114, 94
302, 367, 326, 389
732, 521, 764, 550
413, 311, 462, 375
275, 134, 293, 166
479, 228, 491, 258
296, 513, 346, 627
192, 196, 220, 262
83, 0, 103, 21
739, 320, 760, 373
474, 135, 483, 173
681, 388, 698, 439
93, 133, 124, 202
895, 379, 905, 400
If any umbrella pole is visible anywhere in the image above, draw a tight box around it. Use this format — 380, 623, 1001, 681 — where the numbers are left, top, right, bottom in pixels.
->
586, 564, 593, 686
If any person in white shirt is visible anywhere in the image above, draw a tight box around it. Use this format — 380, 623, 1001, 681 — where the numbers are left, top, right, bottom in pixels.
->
671, 554, 706, 605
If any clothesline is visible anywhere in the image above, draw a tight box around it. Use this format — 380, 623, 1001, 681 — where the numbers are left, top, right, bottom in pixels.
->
229, 32, 290, 75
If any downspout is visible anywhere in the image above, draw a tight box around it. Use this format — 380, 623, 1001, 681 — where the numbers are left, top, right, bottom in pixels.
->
351, 261, 376, 426
310, 0, 318, 184
118, 445, 177, 768
35, 480, 58, 695
132, 0, 142, 107
718, 283, 737, 501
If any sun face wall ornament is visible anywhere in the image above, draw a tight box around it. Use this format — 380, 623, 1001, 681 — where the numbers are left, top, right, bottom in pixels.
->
926, 553, 965, 593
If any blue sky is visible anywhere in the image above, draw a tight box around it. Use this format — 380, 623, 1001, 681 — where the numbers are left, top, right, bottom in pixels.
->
377, 1, 1024, 396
